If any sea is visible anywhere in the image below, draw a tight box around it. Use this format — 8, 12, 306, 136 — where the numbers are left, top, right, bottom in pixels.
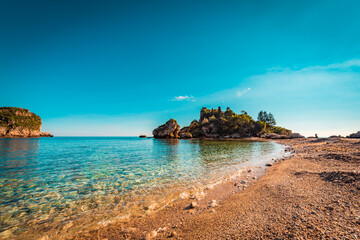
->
0, 137, 287, 239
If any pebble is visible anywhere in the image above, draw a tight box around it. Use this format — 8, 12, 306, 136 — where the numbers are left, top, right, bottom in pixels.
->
265, 163, 272, 167
240, 180, 247, 184
125, 227, 137, 233
147, 203, 157, 211
38, 236, 49, 240
190, 202, 197, 208
0, 229, 13, 238
145, 230, 157, 239
63, 220, 73, 230
157, 227, 167, 232
209, 200, 217, 207
170, 231, 177, 237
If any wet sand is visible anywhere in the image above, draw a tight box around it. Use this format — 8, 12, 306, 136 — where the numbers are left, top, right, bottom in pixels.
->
70, 138, 360, 239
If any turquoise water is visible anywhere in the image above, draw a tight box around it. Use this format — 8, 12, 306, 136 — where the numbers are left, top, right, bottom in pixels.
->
0, 137, 285, 238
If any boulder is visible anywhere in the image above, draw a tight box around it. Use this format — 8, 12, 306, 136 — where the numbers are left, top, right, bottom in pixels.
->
152, 119, 180, 139
263, 133, 281, 139
263, 132, 304, 139
40, 132, 54, 137
139, 135, 147, 138
179, 127, 192, 138
288, 133, 304, 138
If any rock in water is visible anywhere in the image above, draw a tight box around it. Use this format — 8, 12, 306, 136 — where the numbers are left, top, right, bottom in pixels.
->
179, 127, 192, 138
0, 107, 53, 138
153, 119, 180, 138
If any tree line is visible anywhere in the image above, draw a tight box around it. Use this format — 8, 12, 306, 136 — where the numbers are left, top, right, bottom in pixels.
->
257, 111, 276, 126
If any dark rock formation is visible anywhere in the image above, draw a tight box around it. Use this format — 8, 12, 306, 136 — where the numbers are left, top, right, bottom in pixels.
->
139, 135, 147, 138
0, 107, 53, 137
329, 135, 343, 138
262, 132, 304, 139
181, 107, 292, 139
179, 127, 192, 138
153, 107, 297, 139
153, 119, 180, 138
347, 131, 360, 138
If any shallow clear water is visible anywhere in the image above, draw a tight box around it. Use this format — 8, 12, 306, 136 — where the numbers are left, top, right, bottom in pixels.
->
0, 137, 285, 238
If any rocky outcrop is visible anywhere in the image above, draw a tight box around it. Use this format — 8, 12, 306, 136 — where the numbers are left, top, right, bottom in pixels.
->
41, 132, 53, 137
262, 132, 304, 139
181, 107, 293, 139
179, 127, 192, 138
153, 107, 298, 139
347, 131, 360, 138
0, 107, 53, 138
153, 119, 180, 139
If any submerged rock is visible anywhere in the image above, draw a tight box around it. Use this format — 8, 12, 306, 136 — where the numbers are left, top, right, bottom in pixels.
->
153, 119, 180, 139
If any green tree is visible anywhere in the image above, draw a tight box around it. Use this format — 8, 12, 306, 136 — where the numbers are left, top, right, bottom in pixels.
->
257, 111, 264, 122
267, 113, 276, 126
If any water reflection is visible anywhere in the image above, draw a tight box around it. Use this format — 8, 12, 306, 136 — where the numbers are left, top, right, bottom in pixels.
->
0, 137, 284, 239
0, 138, 39, 171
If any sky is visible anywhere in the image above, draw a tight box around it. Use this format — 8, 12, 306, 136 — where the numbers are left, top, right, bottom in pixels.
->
1, 0, 360, 137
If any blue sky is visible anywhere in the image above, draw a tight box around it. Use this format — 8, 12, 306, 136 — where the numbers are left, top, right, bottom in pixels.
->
1, 0, 360, 137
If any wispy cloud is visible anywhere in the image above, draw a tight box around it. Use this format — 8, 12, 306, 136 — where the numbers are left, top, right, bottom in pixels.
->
301, 59, 360, 72
268, 59, 360, 72
236, 88, 251, 97
172, 95, 195, 101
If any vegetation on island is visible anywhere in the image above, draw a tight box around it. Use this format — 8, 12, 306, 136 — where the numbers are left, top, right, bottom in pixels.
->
183, 107, 292, 138
0, 107, 42, 131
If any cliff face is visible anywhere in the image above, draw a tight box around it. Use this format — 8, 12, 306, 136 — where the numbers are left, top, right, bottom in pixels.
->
0, 107, 53, 137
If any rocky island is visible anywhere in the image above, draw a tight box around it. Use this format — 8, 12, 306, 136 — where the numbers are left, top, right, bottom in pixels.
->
0, 107, 53, 138
153, 107, 303, 139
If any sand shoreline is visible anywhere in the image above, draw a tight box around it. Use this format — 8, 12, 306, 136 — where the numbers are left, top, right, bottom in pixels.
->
68, 137, 360, 239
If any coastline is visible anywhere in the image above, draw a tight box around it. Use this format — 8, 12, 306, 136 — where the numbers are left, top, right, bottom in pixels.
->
64, 138, 290, 240
1, 138, 285, 240
69, 137, 360, 239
